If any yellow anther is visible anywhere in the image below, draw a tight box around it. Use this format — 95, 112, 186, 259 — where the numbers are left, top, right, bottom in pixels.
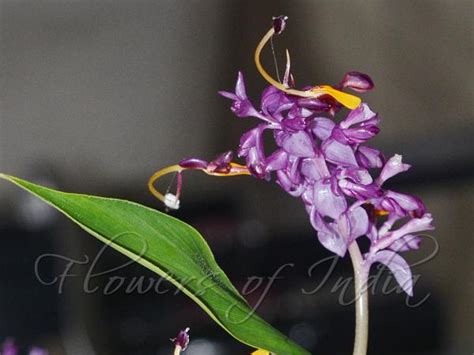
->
254, 25, 361, 110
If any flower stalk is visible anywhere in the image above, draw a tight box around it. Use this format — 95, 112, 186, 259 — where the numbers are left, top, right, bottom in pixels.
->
348, 241, 369, 355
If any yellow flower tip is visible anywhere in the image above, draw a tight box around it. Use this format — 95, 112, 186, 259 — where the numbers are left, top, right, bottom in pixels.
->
254, 18, 362, 111
251, 350, 271, 355
312, 85, 362, 110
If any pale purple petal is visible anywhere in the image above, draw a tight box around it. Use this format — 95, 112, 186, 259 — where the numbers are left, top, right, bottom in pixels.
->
265, 149, 288, 172
235, 71, 247, 99
336, 167, 373, 185
281, 131, 316, 157
276, 170, 305, 196
388, 234, 421, 252
377, 154, 411, 185
373, 213, 433, 251
338, 180, 382, 199
312, 179, 347, 219
356, 145, 385, 168
322, 139, 358, 166
312, 117, 335, 140
310, 208, 348, 256
231, 98, 262, 118
386, 213, 434, 242
347, 206, 369, 239
367, 250, 413, 296
340, 103, 377, 129
300, 154, 330, 181
383, 191, 426, 217
338, 125, 380, 144
218, 90, 238, 100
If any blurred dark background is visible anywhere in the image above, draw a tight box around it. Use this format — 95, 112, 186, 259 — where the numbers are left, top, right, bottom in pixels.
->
1, 1, 473, 354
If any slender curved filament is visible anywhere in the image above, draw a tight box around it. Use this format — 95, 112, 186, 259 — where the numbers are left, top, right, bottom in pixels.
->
254, 27, 361, 110
148, 163, 251, 206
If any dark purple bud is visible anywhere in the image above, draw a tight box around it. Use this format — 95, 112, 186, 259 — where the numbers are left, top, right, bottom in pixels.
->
179, 158, 209, 169
340, 71, 374, 92
272, 15, 288, 35
172, 327, 190, 350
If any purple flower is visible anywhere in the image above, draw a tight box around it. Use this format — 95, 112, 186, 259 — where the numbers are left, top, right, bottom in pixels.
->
219, 72, 266, 120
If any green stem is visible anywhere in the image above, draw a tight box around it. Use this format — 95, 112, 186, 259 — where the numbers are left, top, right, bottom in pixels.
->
348, 241, 369, 355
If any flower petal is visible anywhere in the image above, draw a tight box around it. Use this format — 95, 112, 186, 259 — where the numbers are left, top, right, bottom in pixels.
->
356, 145, 385, 168
367, 250, 413, 296
265, 149, 288, 172
310, 208, 348, 256
322, 139, 358, 166
312, 179, 347, 219
281, 131, 316, 157
235, 71, 247, 99
377, 154, 411, 184
312, 117, 335, 140
340, 103, 377, 129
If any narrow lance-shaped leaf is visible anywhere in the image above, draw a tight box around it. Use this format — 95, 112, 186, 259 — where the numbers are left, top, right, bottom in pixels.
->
0, 174, 309, 355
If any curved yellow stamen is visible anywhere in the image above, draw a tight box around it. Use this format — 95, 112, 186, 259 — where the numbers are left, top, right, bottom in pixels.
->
148, 164, 185, 203
148, 163, 251, 204
254, 27, 361, 110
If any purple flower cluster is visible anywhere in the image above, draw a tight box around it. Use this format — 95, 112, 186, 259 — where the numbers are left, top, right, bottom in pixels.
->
219, 72, 434, 295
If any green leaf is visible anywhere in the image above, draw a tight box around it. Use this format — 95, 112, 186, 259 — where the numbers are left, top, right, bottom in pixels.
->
0, 174, 309, 355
